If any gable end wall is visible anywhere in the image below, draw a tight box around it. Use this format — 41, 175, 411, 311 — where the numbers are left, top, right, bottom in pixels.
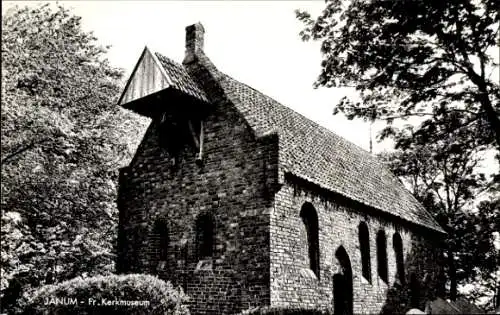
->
117, 97, 280, 314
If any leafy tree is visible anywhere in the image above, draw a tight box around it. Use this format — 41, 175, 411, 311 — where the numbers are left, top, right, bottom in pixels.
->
1, 4, 148, 312
296, 0, 500, 149
379, 110, 499, 306
460, 198, 500, 312
298, 0, 500, 305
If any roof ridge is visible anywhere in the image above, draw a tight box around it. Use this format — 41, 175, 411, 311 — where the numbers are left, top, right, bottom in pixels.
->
154, 52, 182, 67
219, 71, 384, 164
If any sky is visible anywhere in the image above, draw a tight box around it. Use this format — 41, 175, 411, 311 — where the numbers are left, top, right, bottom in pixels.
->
2, 1, 498, 173
4, 0, 388, 152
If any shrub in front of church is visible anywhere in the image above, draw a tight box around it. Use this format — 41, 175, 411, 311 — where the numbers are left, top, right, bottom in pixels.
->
238, 306, 333, 315
23, 274, 189, 315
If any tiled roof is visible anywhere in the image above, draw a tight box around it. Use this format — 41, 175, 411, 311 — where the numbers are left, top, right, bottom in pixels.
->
154, 53, 209, 103
154, 52, 445, 234
220, 74, 444, 233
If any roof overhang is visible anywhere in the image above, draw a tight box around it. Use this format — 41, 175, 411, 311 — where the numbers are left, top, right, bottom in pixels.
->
121, 88, 208, 118
283, 171, 447, 235
117, 46, 208, 118
118, 47, 172, 107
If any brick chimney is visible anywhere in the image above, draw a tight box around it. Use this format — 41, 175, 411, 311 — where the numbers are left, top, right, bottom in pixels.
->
183, 22, 204, 64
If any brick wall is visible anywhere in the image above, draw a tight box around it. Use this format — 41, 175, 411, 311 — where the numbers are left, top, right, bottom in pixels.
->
270, 174, 444, 314
118, 103, 444, 315
117, 96, 279, 314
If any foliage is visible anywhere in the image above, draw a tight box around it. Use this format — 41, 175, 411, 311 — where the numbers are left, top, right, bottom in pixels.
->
238, 306, 332, 315
23, 274, 190, 315
296, 0, 500, 149
297, 0, 499, 306
1, 3, 149, 312
378, 113, 499, 308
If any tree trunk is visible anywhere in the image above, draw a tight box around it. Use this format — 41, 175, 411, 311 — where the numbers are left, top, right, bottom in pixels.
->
448, 248, 458, 301
475, 81, 500, 149
480, 96, 500, 149
463, 64, 500, 148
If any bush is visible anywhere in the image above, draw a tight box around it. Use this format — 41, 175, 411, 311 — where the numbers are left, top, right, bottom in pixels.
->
237, 306, 333, 315
22, 274, 189, 315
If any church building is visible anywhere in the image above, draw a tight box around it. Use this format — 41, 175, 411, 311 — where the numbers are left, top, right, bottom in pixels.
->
116, 23, 446, 315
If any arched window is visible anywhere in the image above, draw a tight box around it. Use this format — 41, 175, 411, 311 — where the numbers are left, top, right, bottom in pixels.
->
359, 222, 371, 282
152, 220, 169, 270
334, 246, 353, 315
376, 229, 388, 283
300, 203, 320, 278
393, 232, 405, 284
195, 213, 214, 260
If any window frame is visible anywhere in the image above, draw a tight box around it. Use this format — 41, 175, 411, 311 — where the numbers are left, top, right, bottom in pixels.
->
376, 229, 388, 283
393, 232, 405, 284
195, 212, 215, 260
359, 222, 372, 283
151, 220, 169, 271
300, 202, 320, 279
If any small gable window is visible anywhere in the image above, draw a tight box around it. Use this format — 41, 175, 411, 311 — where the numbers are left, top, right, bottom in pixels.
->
359, 222, 371, 283
195, 213, 215, 260
376, 229, 388, 283
300, 202, 320, 279
393, 232, 405, 284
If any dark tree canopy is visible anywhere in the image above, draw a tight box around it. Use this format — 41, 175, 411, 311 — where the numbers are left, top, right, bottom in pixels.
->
297, 0, 500, 149
378, 112, 499, 307
298, 3, 500, 303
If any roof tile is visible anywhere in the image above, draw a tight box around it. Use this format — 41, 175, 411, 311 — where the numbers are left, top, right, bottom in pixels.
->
155, 52, 209, 102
